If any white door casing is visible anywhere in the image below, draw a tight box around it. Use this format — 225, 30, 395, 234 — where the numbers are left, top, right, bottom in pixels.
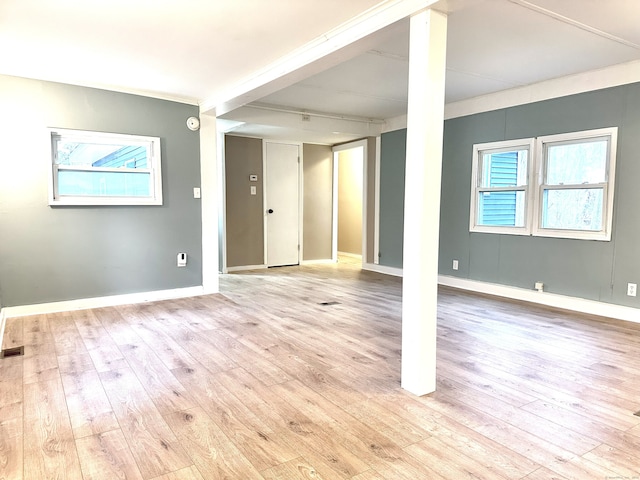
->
264, 141, 300, 267
332, 139, 368, 265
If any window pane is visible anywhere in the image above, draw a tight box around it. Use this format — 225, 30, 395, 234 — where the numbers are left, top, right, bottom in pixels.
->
546, 140, 607, 185
480, 150, 527, 188
477, 190, 526, 227
58, 170, 151, 197
55, 140, 149, 169
542, 188, 603, 231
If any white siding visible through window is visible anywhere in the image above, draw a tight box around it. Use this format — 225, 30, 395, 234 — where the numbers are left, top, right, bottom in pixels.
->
49, 128, 163, 206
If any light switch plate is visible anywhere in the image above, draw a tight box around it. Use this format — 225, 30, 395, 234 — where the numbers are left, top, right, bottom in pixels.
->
250, 186, 257, 195
193, 187, 201, 199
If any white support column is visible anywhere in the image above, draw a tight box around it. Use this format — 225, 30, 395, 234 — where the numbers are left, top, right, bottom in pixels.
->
199, 111, 220, 294
401, 9, 447, 396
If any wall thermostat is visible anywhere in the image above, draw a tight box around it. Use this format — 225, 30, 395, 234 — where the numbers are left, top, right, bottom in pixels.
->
250, 174, 258, 181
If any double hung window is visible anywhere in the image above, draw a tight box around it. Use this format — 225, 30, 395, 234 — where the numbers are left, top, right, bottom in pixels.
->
470, 127, 617, 241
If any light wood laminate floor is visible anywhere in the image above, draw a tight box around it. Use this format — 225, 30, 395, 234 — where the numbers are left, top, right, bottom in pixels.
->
2, 261, 640, 479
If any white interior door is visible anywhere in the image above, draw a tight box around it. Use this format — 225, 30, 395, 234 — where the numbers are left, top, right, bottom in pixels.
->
265, 142, 300, 267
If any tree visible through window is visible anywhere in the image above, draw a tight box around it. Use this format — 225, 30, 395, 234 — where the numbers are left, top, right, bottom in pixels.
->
470, 127, 617, 241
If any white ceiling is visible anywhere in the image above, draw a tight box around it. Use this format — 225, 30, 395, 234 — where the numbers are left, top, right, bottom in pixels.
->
2, 0, 640, 144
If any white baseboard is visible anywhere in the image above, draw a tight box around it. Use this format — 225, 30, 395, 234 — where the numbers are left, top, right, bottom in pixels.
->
337, 251, 362, 259
362, 262, 403, 277
439, 275, 640, 325
357, 266, 640, 324
0, 308, 6, 349
301, 259, 336, 265
226, 264, 267, 273
1, 286, 207, 319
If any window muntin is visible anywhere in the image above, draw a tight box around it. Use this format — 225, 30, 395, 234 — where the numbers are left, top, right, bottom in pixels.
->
470, 139, 533, 234
49, 129, 162, 206
534, 129, 616, 240
470, 128, 617, 241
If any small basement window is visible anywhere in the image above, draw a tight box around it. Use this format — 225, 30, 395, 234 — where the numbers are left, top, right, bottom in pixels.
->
49, 128, 162, 206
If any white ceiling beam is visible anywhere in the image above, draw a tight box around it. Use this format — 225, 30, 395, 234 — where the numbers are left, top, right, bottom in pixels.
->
202, 0, 441, 115
220, 105, 384, 138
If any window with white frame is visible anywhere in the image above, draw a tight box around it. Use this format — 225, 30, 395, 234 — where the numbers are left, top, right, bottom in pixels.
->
470, 127, 617, 241
469, 139, 534, 235
49, 128, 163, 206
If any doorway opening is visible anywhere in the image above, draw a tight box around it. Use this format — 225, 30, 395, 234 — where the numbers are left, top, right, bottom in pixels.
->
333, 140, 367, 266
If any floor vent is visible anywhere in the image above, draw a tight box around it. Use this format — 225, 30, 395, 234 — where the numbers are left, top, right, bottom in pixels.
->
319, 301, 340, 306
0, 346, 24, 359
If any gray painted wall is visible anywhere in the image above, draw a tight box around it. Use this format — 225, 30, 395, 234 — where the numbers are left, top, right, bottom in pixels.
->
378, 82, 640, 308
223, 136, 376, 268
378, 129, 406, 268
365, 137, 377, 264
0, 75, 202, 307
303, 144, 333, 261
224, 135, 264, 268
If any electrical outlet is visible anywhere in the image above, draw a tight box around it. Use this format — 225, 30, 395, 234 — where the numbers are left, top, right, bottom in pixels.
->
627, 283, 637, 297
452, 259, 459, 270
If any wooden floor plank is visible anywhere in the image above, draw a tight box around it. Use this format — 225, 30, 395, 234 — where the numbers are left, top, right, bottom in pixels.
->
260, 456, 328, 480
48, 311, 87, 357
23, 378, 83, 480
172, 363, 299, 472
149, 466, 205, 480
60, 368, 119, 439
4, 259, 640, 479
119, 342, 197, 416
1, 316, 23, 351
75, 429, 144, 480
163, 407, 263, 480
0, 417, 23, 480
99, 368, 192, 478
22, 351, 59, 385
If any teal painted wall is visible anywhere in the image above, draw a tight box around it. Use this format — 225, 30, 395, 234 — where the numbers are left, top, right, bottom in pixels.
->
378, 129, 406, 268
0, 75, 202, 307
380, 82, 640, 308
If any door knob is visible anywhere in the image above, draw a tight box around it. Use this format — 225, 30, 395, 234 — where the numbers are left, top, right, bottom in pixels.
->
268, 209, 274, 214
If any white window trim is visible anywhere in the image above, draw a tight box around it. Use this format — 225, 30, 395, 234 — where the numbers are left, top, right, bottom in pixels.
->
48, 128, 163, 206
469, 127, 617, 241
532, 127, 617, 241
469, 138, 535, 236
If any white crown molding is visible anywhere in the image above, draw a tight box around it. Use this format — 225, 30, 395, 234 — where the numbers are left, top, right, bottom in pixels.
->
1, 286, 205, 319
380, 60, 640, 129
444, 59, 640, 120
